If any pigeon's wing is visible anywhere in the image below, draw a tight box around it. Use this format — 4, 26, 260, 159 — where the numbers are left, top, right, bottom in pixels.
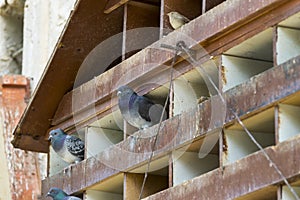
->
136, 96, 155, 122
181, 15, 190, 23
64, 196, 82, 200
66, 136, 85, 159
176, 13, 190, 23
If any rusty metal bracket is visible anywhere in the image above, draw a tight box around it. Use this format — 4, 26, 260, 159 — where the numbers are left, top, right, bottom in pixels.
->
160, 41, 196, 60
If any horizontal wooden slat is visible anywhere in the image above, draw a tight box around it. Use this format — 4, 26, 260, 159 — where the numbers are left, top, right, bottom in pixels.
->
104, 0, 130, 14
41, 55, 300, 197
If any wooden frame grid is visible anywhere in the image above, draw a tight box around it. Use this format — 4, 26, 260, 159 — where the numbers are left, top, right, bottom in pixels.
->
11, 0, 300, 199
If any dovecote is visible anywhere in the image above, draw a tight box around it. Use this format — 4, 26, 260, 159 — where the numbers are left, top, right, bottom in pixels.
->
12, 0, 300, 199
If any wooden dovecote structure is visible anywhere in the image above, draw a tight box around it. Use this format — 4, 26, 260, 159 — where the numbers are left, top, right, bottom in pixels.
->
12, 0, 300, 199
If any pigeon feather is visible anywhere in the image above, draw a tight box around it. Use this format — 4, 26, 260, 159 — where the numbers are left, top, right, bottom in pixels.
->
66, 136, 85, 158
46, 187, 82, 200
49, 129, 84, 163
117, 86, 165, 129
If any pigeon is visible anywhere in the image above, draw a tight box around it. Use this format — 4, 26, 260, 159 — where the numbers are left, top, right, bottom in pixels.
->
117, 86, 166, 130
46, 187, 81, 200
167, 11, 190, 29
48, 128, 84, 163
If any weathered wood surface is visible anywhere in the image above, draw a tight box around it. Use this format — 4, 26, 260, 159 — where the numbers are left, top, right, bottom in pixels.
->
13, 0, 300, 152
12, 0, 124, 152
51, 0, 300, 135
41, 55, 300, 198
144, 134, 300, 200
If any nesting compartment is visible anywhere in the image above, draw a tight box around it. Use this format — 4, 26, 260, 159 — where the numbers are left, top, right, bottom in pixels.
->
221, 28, 273, 92
278, 91, 300, 142
123, 1, 160, 60
124, 156, 169, 199
281, 185, 300, 200
172, 131, 220, 186
173, 59, 219, 115
84, 174, 124, 200
85, 112, 124, 159
222, 108, 275, 165
276, 12, 300, 65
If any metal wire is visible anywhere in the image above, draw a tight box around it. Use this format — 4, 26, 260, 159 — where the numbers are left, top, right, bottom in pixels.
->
179, 43, 300, 200
138, 43, 180, 200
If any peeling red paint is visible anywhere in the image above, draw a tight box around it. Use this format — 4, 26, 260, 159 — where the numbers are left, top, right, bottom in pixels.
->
0, 75, 41, 200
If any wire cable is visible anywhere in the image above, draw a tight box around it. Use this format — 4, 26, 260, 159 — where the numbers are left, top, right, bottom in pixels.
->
138, 42, 180, 200
179, 43, 300, 200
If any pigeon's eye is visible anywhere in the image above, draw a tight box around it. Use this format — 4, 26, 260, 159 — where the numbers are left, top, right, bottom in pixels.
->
54, 132, 57, 135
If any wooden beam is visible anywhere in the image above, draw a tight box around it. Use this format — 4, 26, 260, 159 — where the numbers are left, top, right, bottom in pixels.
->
41, 55, 300, 197
104, 0, 130, 14
51, 0, 300, 134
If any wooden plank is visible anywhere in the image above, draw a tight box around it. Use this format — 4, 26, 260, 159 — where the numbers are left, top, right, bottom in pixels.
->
41, 55, 300, 197
104, 0, 130, 14
143, 134, 300, 200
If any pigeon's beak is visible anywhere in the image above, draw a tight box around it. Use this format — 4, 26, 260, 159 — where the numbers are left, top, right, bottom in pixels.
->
46, 192, 50, 197
117, 91, 121, 96
48, 135, 52, 141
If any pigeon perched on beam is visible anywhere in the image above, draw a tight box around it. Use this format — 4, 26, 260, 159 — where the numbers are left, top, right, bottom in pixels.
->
46, 187, 81, 200
167, 11, 190, 29
48, 128, 84, 164
117, 86, 166, 130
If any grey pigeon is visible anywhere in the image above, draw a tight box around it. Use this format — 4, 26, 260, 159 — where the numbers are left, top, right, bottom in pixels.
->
167, 11, 190, 29
46, 187, 81, 200
48, 128, 84, 163
117, 85, 166, 130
